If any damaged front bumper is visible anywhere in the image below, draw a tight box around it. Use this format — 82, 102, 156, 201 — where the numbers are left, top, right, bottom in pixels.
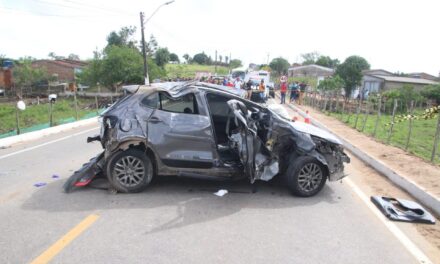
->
63, 152, 105, 192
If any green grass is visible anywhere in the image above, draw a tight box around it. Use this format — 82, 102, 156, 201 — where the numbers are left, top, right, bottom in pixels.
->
326, 109, 439, 164
0, 98, 99, 135
165, 64, 229, 78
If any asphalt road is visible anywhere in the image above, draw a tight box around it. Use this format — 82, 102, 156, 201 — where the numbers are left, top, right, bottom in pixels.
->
0, 121, 419, 263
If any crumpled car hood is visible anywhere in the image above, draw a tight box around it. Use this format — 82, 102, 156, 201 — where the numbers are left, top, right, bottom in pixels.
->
290, 121, 341, 145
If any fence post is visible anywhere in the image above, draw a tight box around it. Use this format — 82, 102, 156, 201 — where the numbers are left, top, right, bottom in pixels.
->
322, 95, 328, 111
373, 96, 382, 137
387, 99, 398, 144
405, 100, 414, 151
49, 101, 53, 127
15, 106, 20, 135
95, 95, 99, 114
431, 107, 440, 162
354, 100, 362, 129
361, 100, 370, 132
74, 92, 79, 120
110, 95, 113, 104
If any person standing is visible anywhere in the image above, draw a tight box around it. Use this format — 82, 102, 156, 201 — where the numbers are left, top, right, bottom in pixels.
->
280, 81, 287, 104
234, 77, 243, 90
289, 81, 298, 103
299, 82, 307, 105
259, 79, 266, 102
245, 79, 253, 99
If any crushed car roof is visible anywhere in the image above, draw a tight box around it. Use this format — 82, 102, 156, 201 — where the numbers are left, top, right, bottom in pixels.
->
126, 81, 246, 97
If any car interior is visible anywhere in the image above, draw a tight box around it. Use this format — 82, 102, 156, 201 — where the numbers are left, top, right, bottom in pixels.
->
206, 93, 272, 164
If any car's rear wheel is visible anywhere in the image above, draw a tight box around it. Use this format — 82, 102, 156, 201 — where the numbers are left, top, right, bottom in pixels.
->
106, 148, 153, 193
285, 156, 327, 197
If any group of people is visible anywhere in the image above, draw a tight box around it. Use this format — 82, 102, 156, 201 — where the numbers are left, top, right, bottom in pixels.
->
279, 81, 307, 105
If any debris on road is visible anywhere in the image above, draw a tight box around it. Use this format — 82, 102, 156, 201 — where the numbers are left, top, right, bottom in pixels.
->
52, 175, 60, 179
371, 196, 436, 224
33, 182, 47, 187
214, 189, 228, 197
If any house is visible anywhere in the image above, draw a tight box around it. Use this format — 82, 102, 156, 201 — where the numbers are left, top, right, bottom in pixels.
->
288, 64, 334, 84
359, 72, 438, 98
407, 72, 439, 82
31, 59, 88, 83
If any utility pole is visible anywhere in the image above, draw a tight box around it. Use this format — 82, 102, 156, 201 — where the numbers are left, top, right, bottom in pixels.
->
140, 12, 149, 85
215, 50, 217, 75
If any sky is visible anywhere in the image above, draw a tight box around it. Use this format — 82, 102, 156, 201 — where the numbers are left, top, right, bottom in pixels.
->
0, 0, 439, 76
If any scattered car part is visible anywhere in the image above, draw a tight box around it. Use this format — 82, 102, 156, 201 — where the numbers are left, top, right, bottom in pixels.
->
371, 196, 435, 224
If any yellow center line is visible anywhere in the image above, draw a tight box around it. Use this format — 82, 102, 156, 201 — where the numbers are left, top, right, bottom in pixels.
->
30, 214, 100, 264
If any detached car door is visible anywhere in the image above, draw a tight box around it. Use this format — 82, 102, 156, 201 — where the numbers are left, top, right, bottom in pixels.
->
147, 92, 215, 169
227, 99, 278, 183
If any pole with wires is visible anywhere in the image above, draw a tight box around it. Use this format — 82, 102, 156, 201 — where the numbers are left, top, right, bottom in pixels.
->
140, 12, 149, 85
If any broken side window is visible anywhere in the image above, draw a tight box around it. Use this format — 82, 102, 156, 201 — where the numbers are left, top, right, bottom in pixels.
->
141, 92, 159, 109
159, 92, 199, 114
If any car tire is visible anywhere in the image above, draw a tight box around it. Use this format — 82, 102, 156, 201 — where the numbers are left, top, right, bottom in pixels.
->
285, 156, 327, 197
106, 148, 153, 193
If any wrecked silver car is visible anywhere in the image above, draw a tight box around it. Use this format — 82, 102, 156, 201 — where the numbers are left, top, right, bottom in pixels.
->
64, 82, 349, 197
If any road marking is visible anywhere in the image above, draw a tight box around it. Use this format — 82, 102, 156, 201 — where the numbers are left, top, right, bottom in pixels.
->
30, 214, 99, 264
0, 127, 99, 161
344, 178, 432, 264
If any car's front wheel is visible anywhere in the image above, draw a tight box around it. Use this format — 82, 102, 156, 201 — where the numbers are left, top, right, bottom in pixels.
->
106, 148, 153, 193
285, 156, 327, 197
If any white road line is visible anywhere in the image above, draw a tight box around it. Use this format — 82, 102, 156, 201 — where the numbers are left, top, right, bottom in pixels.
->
0, 127, 99, 161
344, 178, 432, 264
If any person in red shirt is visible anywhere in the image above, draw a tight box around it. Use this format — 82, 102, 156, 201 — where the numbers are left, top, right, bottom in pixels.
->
280, 81, 287, 104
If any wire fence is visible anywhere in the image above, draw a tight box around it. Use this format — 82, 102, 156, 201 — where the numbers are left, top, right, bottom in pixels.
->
0, 94, 119, 139
302, 92, 440, 164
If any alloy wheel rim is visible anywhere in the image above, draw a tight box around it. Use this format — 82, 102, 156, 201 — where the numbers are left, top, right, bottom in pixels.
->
114, 156, 145, 187
298, 163, 322, 192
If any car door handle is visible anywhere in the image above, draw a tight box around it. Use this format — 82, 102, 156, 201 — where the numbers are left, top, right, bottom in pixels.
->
149, 117, 162, 123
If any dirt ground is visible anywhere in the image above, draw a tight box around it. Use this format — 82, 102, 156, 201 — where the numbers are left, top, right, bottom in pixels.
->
275, 100, 440, 262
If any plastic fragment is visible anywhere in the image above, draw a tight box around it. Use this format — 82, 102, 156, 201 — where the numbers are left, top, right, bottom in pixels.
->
34, 182, 47, 187
214, 189, 228, 197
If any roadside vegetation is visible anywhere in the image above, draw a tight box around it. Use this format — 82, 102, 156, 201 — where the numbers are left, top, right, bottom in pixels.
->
304, 83, 440, 164
165, 64, 229, 79
0, 98, 101, 136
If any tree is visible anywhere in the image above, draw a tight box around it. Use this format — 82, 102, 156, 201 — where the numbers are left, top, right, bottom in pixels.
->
193, 52, 210, 65
106, 26, 137, 49
269, 57, 290, 76
219, 55, 223, 63
13, 57, 47, 93
336, 55, 370, 98
315, 56, 339, 69
169, 53, 179, 63
225, 56, 229, 64
317, 76, 344, 95
182, 54, 191, 64
301, 52, 320, 65
154, 47, 170, 67
145, 35, 158, 56
229, 59, 242, 69
68, 53, 80, 60
421, 84, 440, 104
48, 52, 65, 60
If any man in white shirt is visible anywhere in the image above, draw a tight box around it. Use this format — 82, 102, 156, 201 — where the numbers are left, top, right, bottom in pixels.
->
234, 78, 243, 90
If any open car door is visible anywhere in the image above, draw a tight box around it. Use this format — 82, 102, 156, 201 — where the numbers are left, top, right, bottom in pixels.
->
226, 99, 278, 183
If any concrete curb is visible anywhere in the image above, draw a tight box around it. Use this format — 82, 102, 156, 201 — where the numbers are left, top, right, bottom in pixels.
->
286, 102, 440, 216
0, 117, 98, 148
